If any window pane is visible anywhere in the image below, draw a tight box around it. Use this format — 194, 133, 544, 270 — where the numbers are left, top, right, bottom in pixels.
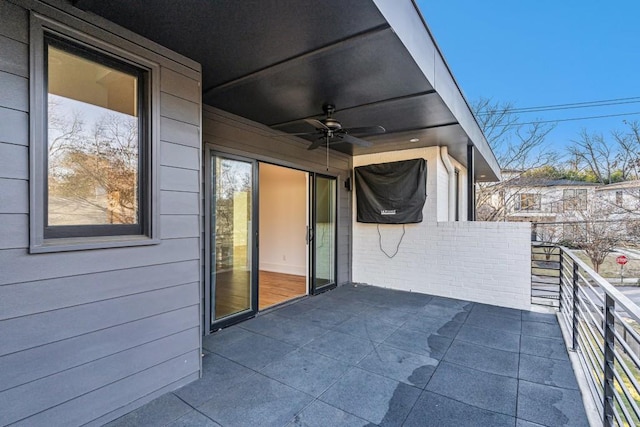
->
47, 45, 139, 226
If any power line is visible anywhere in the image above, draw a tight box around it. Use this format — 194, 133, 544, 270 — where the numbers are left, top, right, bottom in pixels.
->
492, 111, 640, 127
476, 96, 640, 115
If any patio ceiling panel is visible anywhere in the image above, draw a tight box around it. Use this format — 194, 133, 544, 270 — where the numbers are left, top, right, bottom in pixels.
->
203, 27, 433, 127
74, 0, 500, 180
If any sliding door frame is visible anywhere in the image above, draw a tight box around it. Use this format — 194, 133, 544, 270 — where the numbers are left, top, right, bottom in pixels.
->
205, 146, 259, 331
310, 173, 338, 295
204, 144, 341, 332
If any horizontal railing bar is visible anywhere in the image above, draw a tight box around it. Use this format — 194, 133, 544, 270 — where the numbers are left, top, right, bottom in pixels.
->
575, 300, 604, 337
613, 329, 640, 370
576, 342, 605, 406
559, 245, 640, 323
612, 387, 633, 426
576, 281, 606, 312
612, 346, 640, 397
613, 311, 640, 348
577, 323, 605, 374
613, 368, 640, 418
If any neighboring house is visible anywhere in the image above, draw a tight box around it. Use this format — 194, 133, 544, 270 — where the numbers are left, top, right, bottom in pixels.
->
596, 180, 640, 214
0, 1, 532, 425
595, 180, 640, 242
503, 178, 599, 223
499, 176, 640, 244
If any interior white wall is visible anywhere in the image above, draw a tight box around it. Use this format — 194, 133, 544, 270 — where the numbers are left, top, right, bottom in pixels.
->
258, 163, 307, 276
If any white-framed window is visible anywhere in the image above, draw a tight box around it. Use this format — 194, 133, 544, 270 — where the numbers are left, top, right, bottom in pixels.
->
29, 14, 159, 252
563, 188, 587, 211
515, 193, 541, 211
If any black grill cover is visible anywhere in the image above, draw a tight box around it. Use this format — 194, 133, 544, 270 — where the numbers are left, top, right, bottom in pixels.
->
354, 158, 427, 224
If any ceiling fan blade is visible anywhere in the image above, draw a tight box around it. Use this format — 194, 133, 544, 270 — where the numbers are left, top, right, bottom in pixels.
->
340, 133, 372, 147
344, 125, 386, 135
307, 138, 326, 151
304, 118, 330, 130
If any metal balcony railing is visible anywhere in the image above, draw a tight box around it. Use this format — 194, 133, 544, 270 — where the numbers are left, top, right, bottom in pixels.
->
553, 246, 640, 426
531, 244, 561, 307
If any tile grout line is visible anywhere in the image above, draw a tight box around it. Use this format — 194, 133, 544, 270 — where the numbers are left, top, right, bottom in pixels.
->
170, 392, 221, 426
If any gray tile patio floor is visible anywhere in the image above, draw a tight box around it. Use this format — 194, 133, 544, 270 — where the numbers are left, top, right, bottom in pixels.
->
105, 284, 589, 427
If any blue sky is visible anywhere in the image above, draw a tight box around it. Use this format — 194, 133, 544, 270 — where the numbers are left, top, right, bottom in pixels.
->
416, 1, 640, 152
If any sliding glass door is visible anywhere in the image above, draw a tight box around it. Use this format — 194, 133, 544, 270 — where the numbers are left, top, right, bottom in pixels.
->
210, 154, 257, 328
311, 175, 337, 294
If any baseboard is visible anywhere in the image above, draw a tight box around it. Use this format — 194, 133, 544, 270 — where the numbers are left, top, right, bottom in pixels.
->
259, 262, 305, 276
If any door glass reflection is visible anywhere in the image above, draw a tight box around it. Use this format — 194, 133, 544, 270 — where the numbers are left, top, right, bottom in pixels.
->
314, 177, 336, 290
212, 157, 253, 321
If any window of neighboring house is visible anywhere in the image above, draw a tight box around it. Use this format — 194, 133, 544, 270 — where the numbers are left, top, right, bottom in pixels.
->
563, 189, 587, 211
516, 193, 541, 211
30, 16, 158, 252
616, 190, 623, 206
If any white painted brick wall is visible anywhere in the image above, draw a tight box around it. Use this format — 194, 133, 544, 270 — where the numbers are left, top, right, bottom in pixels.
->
352, 149, 531, 310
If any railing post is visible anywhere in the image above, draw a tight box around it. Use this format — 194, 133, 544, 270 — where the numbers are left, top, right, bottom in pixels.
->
603, 294, 615, 426
558, 248, 563, 311
572, 260, 579, 351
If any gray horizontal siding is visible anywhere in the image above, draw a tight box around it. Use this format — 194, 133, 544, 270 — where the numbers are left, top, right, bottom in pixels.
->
0, 214, 28, 249
0, 260, 199, 321
0, 142, 28, 179
0, 107, 28, 145
161, 92, 200, 125
0, 178, 28, 214
202, 105, 352, 285
160, 190, 199, 214
0, 237, 199, 285
17, 351, 201, 427
0, 35, 28, 77
1, 328, 199, 426
0, 0, 203, 424
0, 1, 28, 42
0, 71, 27, 111
0, 305, 199, 392
161, 116, 200, 148
161, 141, 200, 170
160, 166, 200, 192
0, 282, 199, 356
161, 214, 199, 239
203, 116, 349, 173
161, 67, 201, 102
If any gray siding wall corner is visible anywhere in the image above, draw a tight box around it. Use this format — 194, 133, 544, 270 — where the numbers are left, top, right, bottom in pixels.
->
202, 106, 353, 286
0, 1, 203, 425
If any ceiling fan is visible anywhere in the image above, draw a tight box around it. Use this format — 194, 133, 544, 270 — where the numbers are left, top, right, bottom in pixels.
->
276, 104, 386, 150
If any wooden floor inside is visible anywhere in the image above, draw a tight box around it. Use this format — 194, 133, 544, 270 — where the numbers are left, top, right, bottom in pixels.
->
214, 270, 307, 318
259, 271, 307, 310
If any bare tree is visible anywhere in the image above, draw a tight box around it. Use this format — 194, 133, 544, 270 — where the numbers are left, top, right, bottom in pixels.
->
567, 120, 640, 184
534, 222, 562, 260
568, 130, 617, 184
47, 97, 139, 225
473, 98, 557, 220
563, 201, 624, 273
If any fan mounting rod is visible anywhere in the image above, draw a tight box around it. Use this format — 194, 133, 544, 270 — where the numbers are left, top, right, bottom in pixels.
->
322, 104, 342, 131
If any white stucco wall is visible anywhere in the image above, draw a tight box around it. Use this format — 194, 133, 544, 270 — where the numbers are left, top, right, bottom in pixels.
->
352, 148, 531, 310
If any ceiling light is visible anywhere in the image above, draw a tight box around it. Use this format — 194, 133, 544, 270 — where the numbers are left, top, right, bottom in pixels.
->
479, 174, 486, 178
409, 138, 419, 143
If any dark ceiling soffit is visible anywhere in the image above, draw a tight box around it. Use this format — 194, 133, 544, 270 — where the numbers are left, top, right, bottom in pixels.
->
372, 121, 459, 137
202, 23, 392, 96
270, 89, 438, 129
